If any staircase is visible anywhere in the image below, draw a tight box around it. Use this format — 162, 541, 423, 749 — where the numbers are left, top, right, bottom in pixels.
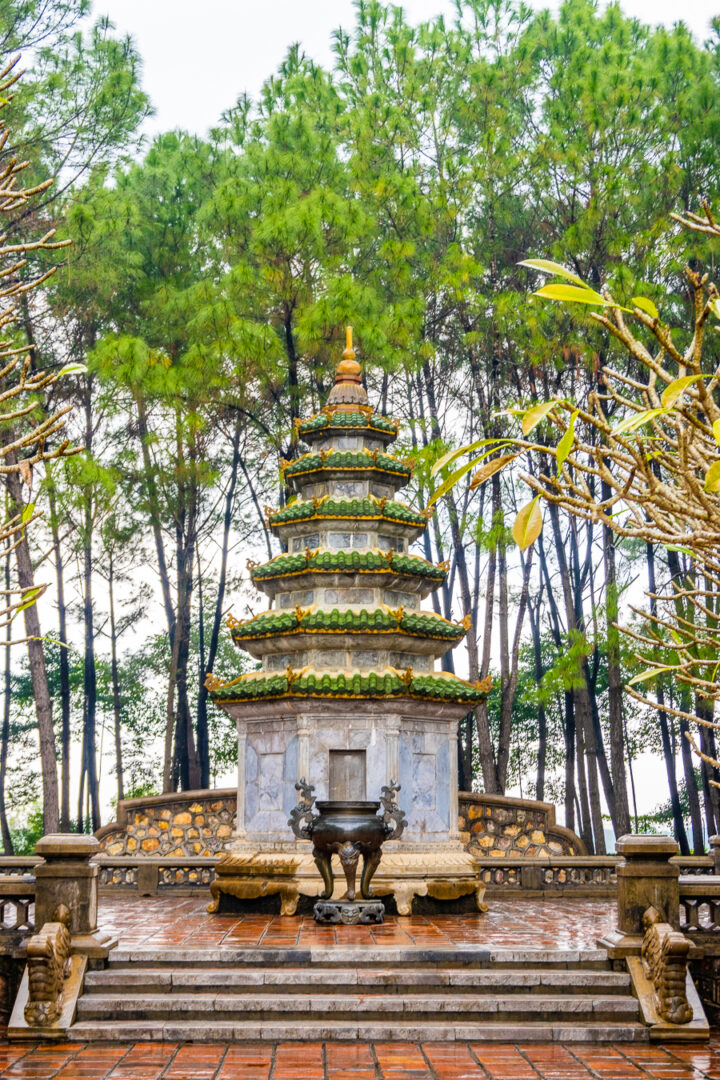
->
67, 945, 649, 1043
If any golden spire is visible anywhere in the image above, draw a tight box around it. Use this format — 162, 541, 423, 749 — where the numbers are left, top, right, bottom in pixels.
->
327, 324, 368, 409
343, 325, 355, 361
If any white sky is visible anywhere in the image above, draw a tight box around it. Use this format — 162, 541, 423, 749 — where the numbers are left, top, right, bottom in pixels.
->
93, 0, 720, 140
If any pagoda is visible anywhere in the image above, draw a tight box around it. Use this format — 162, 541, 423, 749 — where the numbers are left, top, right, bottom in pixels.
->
207, 329, 488, 916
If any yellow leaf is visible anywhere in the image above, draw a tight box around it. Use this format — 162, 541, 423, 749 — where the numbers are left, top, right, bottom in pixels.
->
521, 400, 559, 436
626, 665, 680, 687
518, 258, 586, 286
468, 453, 519, 491
631, 296, 659, 319
713, 419, 720, 446
612, 408, 666, 436
661, 374, 704, 410
535, 283, 609, 306
704, 460, 720, 493
512, 496, 543, 550
430, 437, 509, 478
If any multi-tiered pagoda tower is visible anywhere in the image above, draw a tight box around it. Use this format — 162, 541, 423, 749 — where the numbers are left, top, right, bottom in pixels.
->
208, 329, 488, 915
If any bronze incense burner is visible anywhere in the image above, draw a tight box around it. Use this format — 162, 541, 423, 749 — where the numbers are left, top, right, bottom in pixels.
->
289, 779, 406, 904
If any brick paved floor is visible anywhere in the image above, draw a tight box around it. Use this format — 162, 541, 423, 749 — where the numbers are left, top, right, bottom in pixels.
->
0, 1039, 719, 1079
95, 894, 618, 950
4, 898, 712, 1078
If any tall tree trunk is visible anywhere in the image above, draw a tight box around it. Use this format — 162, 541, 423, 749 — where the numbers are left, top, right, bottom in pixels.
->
82, 384, 100, 832
0, 540, 14, 853
5, 467, 58, 833
548, 502, 603, 851
196, 417, 242, 788
48, 486, 71, 832
602, 490, 631, 837
537, 531, 576, 830
108, 553, 124, 805
496, 546, 533, 791
528, 593, 547, 802
646, 542, 688, 852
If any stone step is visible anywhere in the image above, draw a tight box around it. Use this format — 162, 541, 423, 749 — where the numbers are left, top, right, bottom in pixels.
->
107, 946, 610, 969
76, 991, 641, 1024
85, 965, 632, 995
67, 1018, 649, 1043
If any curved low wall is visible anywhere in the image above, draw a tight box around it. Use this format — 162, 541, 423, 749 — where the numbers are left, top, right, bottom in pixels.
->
96, 787, 585, 859
459, 791, 586, 857
96, 790, 237, 857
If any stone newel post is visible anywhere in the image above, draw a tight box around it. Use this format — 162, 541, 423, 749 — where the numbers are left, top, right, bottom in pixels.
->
615, 834, 680, 933
33, 834, 115, 956
710, 834, 720, 876
599, 833, 680, 956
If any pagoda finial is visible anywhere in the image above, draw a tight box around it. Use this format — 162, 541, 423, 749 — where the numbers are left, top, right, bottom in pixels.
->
327, 324, 368, 409
343, 325, 355, 361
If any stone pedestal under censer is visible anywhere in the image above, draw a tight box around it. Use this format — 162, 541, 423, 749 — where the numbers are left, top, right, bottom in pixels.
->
207, 328, 489, 915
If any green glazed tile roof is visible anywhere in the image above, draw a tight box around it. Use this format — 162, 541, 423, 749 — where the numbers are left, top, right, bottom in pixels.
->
269, 496, 427, 529
251, 548, 445, 583
210, 668, 486, 705
229, 605, 466, 643
298, 410, 399, 439
284, 449, 411, 481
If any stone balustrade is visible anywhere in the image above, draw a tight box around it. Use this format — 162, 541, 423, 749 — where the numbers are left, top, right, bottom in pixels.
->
0, 876, 35, 932
679, 875, 720, 934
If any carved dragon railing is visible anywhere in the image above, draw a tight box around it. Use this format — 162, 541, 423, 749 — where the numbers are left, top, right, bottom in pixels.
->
23, 904, 72, 1027
641, 905, 693, 1025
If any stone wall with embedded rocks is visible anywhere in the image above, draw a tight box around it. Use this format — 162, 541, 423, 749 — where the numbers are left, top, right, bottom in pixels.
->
95, 789, 237, 857
458, 791, 586, 857
96, 787, 585, 860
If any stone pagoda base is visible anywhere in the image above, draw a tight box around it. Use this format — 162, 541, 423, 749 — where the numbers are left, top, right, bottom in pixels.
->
208, 843, 486, 917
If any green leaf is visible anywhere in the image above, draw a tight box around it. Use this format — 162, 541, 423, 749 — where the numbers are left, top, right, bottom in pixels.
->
704, 459, 720, 493
21, 502, 35, 524
626, 665, 680, 687
468, 452, 520, 491
521, 400, 560, 436
556, 410, 578, 472
631, 296, 659, 319
430, 437, 510, 478
612, 408, 667, 436
518, 258, 586, 287
512, 496, 543, 550
57, 363, 88, 377
660, 374, 705, 410
713, 419, 720, 446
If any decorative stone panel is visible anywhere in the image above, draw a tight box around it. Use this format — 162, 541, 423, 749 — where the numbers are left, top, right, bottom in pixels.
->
458, 791, 586, 858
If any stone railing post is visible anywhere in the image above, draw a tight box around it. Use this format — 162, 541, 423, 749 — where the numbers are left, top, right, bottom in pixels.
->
709, 835, 720, 876
8, 835, 117, 1039
599, 834, 679, 953
33, 835, 115, 957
